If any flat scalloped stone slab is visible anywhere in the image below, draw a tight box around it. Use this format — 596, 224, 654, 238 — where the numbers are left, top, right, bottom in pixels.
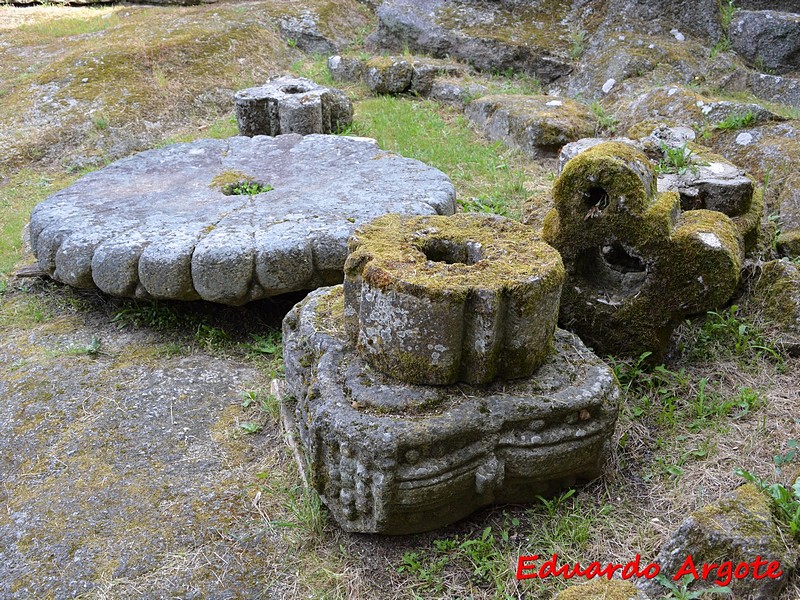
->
282, 285, 620, 535
29, 134, 456, 305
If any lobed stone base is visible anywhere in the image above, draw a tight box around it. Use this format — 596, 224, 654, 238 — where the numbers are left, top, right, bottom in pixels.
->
282, 286, 620, 534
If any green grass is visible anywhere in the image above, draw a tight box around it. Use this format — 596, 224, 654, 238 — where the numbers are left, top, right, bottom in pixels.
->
0, 170, 79, 279
590, 101, 618, 135
17, 10, 121, 39
352, 97, 530, 218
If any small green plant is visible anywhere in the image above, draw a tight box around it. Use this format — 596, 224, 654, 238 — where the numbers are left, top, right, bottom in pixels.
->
93, 115, 109, 130
286, 38, 298, 48
774, 439, 799, 472
682, 305, 781, 364
655, 573, 732, 599
710, 36, 731, 58
709, 111, 755, 133
535, 488, 576, 517
590, 101, 618, 134
720, 0, 736, 32
245, 332, 280, 356
569, 30, 587, 59
194, 323, 229, 351
226, 180, 273, 196
240, 421, 262, 434
655, 142, 697, 175
68, 335, 102, 356
737, 467, 800, 538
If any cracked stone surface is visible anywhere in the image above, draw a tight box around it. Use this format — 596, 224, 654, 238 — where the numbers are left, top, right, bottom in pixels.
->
28, 134, 456, 305
282, 285, 620, 535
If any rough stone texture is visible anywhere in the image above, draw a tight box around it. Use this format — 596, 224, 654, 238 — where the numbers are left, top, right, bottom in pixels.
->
466, 94, 596, 159
282, 285, 620, 535
364, 57, 414, 94
656, 153, 755, 217
543, 142, 743, 360
343, 214, 564, 385
234, 76, 352, 137
558, 133, 761, 250
328, 54, 468, 97
604, 0, 723, 42
367, 0, 573, 83
720, 70, 800, 108
750, 259, 800, 352
428, 79, 488, 106
778, 173, 800, 256
618, 86, 784, 133
29, 135, 456, 305
554, 579, 650, 600
0, 304, 280, 597
328, 54, 366, 83
738, 0, 800, 9
731, 10, 800, 75
640, 484, 796, 600
279, 12, 338, 55
703, 121, 800, 254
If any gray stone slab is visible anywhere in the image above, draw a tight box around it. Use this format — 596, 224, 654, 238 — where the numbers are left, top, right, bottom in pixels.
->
29, 134, 456, 305
282, 285, 620, 535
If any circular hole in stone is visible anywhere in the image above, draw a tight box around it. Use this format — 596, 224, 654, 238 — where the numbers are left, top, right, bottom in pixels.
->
575, 242, 646, 299
582, 186, 610, 211
600, 242, 645, 273
281, 84, 311, 94
421, 238, 482, 265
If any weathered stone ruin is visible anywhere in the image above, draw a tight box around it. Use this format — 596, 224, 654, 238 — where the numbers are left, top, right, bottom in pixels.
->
283, 213, 620, 534
234, 76, 353, 137
543, 141, 743, 360
28, 135, 455, 304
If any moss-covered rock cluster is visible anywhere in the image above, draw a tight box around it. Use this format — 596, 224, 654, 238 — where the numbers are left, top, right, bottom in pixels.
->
544, 141, 744, 360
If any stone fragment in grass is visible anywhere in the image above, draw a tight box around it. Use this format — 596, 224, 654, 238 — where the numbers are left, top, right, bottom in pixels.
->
234, 75, 352, 137
282, 285, 619, 534
640, 483, 796, 600
367, 0, 573, 83
749, 259, 800, 353
466, 94, 596, 159
555, 579, 650, 600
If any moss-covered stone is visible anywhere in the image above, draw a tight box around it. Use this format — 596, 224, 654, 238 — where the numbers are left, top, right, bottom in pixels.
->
344, 213, 564, 385
554, 579, 648, 600
282, 284, 620, 534
466, 94, 596, 159
749, 259, 800, 352
642, 483, 796, 600
544, 142, 743, 360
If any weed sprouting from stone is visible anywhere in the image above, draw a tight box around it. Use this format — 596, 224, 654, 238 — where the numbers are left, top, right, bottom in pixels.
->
225, 180, 273, 196
655, 142, 697, 175
569, 29, 587, 59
